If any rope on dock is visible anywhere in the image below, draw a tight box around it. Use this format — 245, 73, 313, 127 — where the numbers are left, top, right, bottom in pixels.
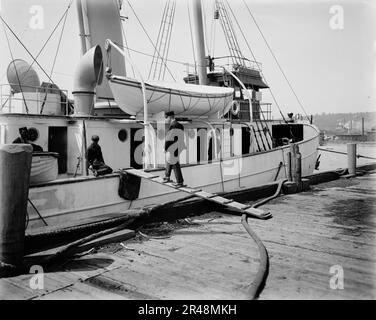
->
318, 147, 376, 160
24, 194, 198, 267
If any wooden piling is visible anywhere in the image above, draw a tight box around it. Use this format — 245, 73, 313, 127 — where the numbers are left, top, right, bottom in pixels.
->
287, 152, 292, 181
295, 152, 302, 190
288, 143, 302, 191
347, 143, 357, 176
0, 144, 33, 267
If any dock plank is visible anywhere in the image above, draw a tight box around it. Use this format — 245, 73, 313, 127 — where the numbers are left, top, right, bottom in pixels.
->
2, 172, 375, 299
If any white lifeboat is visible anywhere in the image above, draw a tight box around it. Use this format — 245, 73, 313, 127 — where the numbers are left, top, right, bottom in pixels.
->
108, 75, 234, 117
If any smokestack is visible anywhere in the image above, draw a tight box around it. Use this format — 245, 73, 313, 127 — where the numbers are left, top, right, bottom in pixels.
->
77, 0, 126, 100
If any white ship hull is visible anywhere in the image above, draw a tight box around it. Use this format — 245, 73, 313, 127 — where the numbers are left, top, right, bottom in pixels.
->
26, 129, 319, 230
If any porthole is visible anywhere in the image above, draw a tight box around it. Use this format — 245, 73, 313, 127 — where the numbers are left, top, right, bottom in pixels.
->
28, 127, 39, 142
118, 129, 128, 142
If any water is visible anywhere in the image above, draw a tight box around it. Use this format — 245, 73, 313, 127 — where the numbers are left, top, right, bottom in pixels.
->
316, 142, 376, 172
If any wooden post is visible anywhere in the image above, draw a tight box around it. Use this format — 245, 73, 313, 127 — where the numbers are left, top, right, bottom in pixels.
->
0, 144, 32, 267
290, 143, 297, 180
289, 143, 302, 190
287, 151, 292, 181
347, 143, 357, 176
295, 152, 302, 190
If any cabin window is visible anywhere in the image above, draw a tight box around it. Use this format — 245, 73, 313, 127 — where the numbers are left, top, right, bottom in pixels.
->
48, 126, 67, 174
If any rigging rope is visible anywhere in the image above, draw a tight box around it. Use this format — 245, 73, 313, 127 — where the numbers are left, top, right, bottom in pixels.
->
225, 0, 287, 123
9, 1, 72, 85
148, 2, 167, 80
149, 0, 176, 81
49, 4, 70, 80
41, 3, 71, 115
0, 1, 73, 111
0, 15, 64, 87
126, 0, 176, 81
113, 42, 207, 69
1, 21, 29, 113
241, 0, 310, 121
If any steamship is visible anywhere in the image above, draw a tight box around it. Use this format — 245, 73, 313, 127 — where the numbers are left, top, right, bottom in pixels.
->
0, 0, 319, 229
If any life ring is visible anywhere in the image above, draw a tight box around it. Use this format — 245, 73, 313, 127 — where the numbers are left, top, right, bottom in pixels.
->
231, 100, 240, 116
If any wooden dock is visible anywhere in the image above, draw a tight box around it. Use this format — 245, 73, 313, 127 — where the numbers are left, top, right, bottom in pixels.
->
0, 172, 375, 299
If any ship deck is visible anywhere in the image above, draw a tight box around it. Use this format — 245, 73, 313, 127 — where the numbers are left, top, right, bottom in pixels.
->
1, 170, 375, 300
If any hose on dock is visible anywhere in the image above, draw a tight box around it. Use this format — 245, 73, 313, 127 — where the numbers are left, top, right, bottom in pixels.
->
241, 179, 287, 299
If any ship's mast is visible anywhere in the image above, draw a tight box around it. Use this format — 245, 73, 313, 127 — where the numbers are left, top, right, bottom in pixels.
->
191, 0, 207, 85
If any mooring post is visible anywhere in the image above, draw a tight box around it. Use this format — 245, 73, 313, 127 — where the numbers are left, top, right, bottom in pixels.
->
295, 152, 302, 190
290, 143, 297, 180
290, 143, 302, 190
283, 143, 301, 194
0, 144, 33, 268
290, 144, 301, 188
347, 143, 357, 176
287, 151, 292, 181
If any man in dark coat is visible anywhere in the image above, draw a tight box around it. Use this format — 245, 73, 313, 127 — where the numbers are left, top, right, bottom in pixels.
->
13, 127, 43, 151
163, 111, 185, 187
13, 127, 29, 144
87, 135, 104, 166
87, 135, 112, 176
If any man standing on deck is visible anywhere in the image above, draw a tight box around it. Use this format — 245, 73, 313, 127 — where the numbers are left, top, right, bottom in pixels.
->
163, 111, 186, 187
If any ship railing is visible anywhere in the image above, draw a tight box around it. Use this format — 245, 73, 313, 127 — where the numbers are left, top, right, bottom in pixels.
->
211, 56, 262, 73
259, 103, 273, 121
0, 84, 69, 115
184, 56, 262, 82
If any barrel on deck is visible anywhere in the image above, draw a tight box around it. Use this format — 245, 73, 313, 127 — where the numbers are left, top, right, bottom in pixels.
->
0, 144, 33, 266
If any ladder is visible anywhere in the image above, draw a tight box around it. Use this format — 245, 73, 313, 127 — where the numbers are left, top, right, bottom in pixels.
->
122, 168, 272, 220
215, 0, 245, 67
254, 121, 273, 151
149, 0, 176, 80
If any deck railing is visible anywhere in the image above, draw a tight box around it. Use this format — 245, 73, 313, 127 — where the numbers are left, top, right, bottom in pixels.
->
0, 84, 69, 115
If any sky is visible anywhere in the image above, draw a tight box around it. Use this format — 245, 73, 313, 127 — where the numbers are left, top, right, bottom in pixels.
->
0, 0, 375, 118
